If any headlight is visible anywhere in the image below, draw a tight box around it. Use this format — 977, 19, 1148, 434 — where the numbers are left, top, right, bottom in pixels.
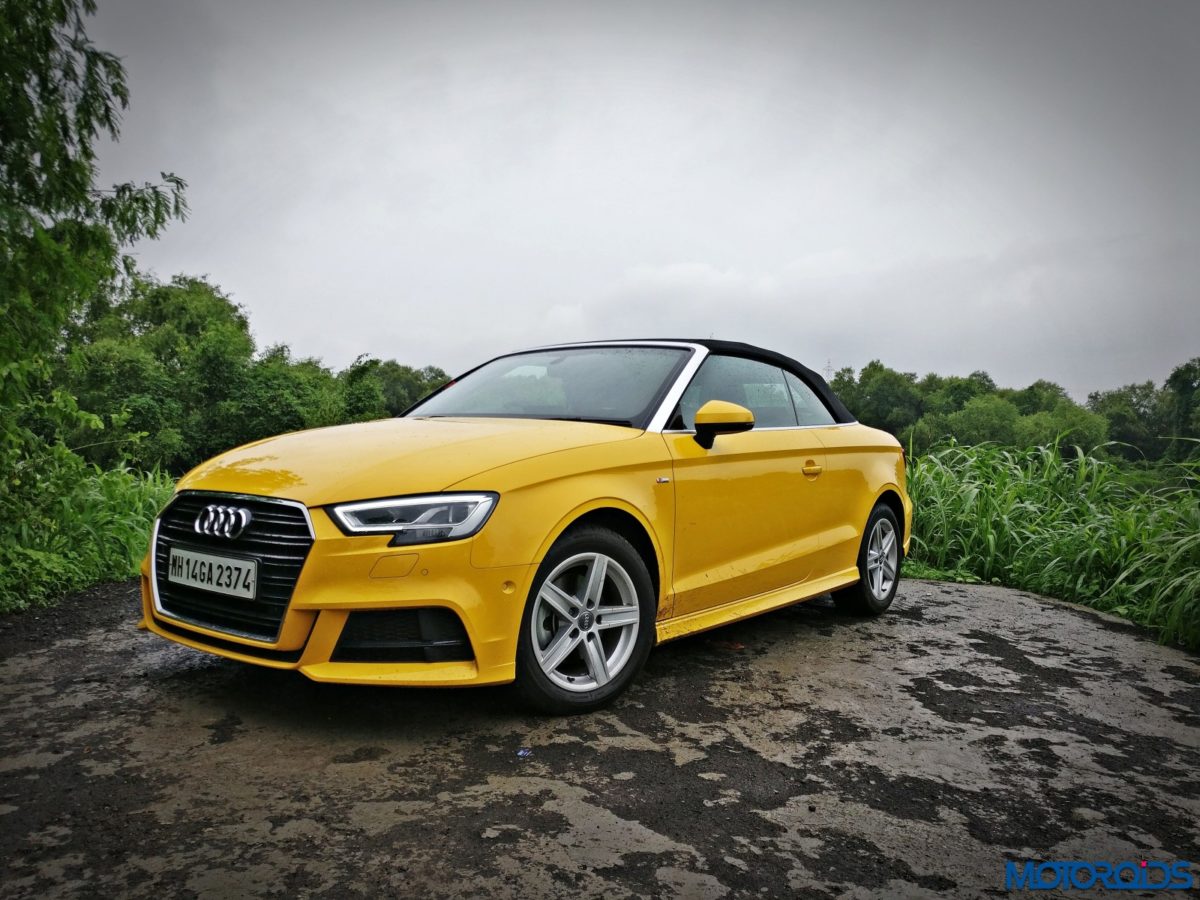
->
330, 493, 498, 546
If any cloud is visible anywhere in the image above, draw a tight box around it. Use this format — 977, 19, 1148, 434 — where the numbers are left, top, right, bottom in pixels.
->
583, 236, 1200, 396
91, 0, 1199, 397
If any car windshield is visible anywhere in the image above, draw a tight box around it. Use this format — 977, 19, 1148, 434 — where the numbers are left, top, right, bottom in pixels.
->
406, 346, 692, 428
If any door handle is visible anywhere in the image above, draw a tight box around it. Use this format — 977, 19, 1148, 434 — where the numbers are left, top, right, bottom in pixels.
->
802, 462, 823, 476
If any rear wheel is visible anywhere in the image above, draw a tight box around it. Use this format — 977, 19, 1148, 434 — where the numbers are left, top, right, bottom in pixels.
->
515, 526, 655, 714
833, 504, 901, 615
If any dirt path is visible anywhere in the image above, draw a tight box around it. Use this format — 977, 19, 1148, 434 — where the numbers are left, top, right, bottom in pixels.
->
1, 580, 1197, 899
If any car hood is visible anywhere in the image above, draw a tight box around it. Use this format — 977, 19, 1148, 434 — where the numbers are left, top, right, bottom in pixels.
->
176, 417, 643, 507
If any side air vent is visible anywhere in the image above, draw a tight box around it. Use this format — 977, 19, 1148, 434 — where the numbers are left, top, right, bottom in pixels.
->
332, 609, 474, 663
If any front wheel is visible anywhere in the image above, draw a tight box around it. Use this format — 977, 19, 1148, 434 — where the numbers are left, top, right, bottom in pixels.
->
515, 526, 656, 714
833, 504, 902, 615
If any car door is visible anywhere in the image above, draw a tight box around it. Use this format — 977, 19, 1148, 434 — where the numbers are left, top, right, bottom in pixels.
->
781, 369, 859, 579
663, 355, 831, 618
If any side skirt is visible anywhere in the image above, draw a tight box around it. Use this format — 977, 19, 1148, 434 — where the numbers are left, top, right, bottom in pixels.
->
654, 567, 861, 644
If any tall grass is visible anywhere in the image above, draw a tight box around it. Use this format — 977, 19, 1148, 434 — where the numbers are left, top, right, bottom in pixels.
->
0, 464, 175, 612
907, 444, 1200, 650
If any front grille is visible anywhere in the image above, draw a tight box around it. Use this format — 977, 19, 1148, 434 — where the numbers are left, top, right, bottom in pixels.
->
154, 492, 314, 641
332, 609, 474, 663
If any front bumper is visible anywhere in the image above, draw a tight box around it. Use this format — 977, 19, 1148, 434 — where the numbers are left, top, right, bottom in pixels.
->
139, 504, 534, 686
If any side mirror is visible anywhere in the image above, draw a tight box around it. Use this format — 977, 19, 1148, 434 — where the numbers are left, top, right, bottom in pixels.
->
693, 400, 755, 449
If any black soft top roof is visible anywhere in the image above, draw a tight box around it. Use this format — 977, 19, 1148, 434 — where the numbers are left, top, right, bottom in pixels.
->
644, 338, 856, 424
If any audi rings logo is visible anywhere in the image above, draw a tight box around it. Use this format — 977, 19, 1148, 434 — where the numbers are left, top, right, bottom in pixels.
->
194, 505, 253, 540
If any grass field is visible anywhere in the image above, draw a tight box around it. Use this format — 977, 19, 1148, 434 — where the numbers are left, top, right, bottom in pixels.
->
906, 444, 1200, 650
0, 465, 175, 613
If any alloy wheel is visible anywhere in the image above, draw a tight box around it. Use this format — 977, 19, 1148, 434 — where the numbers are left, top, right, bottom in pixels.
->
530, 552, 641, 692
866, 517, 898, 601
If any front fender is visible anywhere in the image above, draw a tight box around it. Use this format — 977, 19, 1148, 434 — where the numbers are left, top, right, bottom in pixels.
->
448, 433, 675, 603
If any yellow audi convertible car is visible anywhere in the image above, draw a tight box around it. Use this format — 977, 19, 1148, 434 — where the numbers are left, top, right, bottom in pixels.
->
140, 340, 911, 712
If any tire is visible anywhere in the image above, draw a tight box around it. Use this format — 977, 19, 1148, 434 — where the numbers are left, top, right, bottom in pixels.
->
833, 503, 902, 616
515, 525, 656, 714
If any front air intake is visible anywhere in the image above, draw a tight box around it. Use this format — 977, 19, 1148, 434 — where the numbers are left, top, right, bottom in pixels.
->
332, 608, 474, 663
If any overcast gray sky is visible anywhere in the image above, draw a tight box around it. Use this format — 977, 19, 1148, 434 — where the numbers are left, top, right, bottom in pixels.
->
93, 0, 1199, 396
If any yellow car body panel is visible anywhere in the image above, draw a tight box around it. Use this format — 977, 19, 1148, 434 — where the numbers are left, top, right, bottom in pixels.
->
173, 416, 643, 506
813, 423, 913, 565
140, 342, 911, 692
665, 427, 828, 616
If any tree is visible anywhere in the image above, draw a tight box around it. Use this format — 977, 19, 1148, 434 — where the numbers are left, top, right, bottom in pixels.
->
830, 367, 861, 417
0, 0, 186, 607
59, 337, 183, 469
919, 372, 995, 416
1, 0, 186, 446
1011, 379, 1070, 415
214, 347, 335, 450
847, 361, 923, 435
1014, 400, 1108, 452
340, 356, 389, 422
57, 274, 256, 469
1, 0, 186, 393
377, 361, 450, 414
55, 267, 457, 470
904, 412, 953, 453
943, 395, 1021, 445
1162, 358, 1200, 458
1087, 381, 1164, 460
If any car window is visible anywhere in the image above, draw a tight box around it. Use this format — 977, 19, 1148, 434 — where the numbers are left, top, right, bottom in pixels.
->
676, 356, 798, 429
784, 371, 837, 426
408, 346, 690, 427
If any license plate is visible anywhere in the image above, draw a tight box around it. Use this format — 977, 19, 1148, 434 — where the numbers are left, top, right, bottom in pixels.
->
167, 547, 258, 599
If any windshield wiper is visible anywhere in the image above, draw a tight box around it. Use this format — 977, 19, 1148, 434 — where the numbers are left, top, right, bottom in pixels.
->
409, 413, 636, 427
543, 416, 636, 427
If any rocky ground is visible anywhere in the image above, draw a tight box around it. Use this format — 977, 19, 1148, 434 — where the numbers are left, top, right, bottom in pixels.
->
1, 579, 1197, 899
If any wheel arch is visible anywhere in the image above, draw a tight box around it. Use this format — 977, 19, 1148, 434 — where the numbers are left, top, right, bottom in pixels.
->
873, 487, 907, 551
534, 501, 665, 613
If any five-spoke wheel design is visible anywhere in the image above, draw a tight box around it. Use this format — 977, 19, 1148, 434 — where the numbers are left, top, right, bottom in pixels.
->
516, 526, 655, 713
865, 516, 898, 602
832, 503, 902, 615
531, 551, 641, 692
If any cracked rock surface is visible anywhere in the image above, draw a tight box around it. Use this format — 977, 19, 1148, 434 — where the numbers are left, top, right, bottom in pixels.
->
1, 579, 1197, 898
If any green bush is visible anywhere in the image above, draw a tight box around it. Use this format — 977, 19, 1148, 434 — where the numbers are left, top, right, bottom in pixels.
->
0, 449, 173, 612
908, 443, 1200, 649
